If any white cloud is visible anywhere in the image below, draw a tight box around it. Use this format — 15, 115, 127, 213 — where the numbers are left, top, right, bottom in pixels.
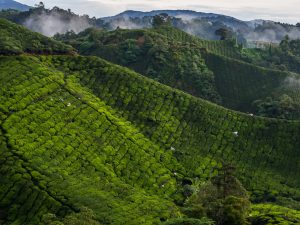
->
18, 0, 300, 23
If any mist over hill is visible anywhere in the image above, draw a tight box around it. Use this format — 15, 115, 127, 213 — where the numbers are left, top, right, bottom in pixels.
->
0, 5, 299, 43
0, 3, 93, 36
103, 10, 300, 43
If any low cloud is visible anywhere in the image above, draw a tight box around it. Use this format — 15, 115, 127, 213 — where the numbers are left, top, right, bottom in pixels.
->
18, 0, 300, 24
244, 24, 300, 42
109, 16, 146, 29
23, 11, 91, 36
285, 76, 300, 90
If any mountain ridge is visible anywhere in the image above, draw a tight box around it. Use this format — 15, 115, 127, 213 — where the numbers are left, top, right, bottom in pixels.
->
1, 6, 299, 42
0, 0, 31, 11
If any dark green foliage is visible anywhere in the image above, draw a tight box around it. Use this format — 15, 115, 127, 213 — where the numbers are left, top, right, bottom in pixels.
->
152, 14, 172, 28
203, 53, 290, 112
0, 18, 75, 54
185, 165, 250, 225
41, 207, 101, 225
253, 94, 300, 120
249, 204, 300, 225
242, 37, 300, 74
215, 28, 233, 41
162, 217, 214, 225
55, 25, 300, 119
55, 27, 221, 103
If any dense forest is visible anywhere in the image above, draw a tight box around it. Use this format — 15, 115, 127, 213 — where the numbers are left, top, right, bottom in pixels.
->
0, 6, 300, 225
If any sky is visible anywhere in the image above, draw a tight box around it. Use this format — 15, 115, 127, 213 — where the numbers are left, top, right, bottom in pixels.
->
18, 0, 300, 24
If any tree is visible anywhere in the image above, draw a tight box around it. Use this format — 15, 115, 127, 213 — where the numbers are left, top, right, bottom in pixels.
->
162, 217, 215, 225
253, 94, 299, 120
35, 2, 45, 9
215, 28, 232, 41
279, 35, 290, 51
41, 207, 101, 225
185, 163, 250, 225
152, 13, 171, 28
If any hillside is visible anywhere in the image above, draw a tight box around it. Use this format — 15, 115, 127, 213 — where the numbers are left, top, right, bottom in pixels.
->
55, 27, 222, 103
55, 26, 300, 118
0, 18, 75, 54
241, 38, 300, 74
0, 19, 300, 224
1, 53, 300, 225
0, 0, 30, 11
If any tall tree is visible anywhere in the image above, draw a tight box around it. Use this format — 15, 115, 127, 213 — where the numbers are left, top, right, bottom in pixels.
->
215, 28, 232, 40
185, 163, 250, 225
152, 13, 171, 28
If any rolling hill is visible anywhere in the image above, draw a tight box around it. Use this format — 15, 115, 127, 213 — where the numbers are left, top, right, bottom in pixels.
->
55, 26, 300, 118
0, 19, 300, 224
0, 18, 75, 54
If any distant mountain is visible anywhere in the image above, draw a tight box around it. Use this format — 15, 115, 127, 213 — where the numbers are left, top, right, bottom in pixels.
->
103, 10, 222, 20
101, 10, 300, 42
103, 9, 257, 31
0, 0, 31, 11
0, 6, 299, 42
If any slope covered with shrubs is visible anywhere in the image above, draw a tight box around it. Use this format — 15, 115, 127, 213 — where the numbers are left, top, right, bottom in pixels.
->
55, 27, 221, 104
1, 19, 300, 224
0, 18, 74, 54
0, 55, 181, 224
1, 54, 300, 224
55, 26, 300, 117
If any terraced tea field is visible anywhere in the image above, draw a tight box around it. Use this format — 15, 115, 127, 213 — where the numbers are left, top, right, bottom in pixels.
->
58, 26, 300, 115
0, 18, 300, 225
1, 54, 299, 224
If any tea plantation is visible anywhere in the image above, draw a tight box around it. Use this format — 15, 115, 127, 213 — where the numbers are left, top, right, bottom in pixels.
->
0, 18, 74, 55
55, 26, 300, 116
0, 19, 300, 224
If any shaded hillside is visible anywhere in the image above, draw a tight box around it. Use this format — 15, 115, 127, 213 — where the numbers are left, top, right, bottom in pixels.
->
55, 26, 300, 117
203, 53, 289, 111
55, 27, 221, 103
0, 18, 75, 54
